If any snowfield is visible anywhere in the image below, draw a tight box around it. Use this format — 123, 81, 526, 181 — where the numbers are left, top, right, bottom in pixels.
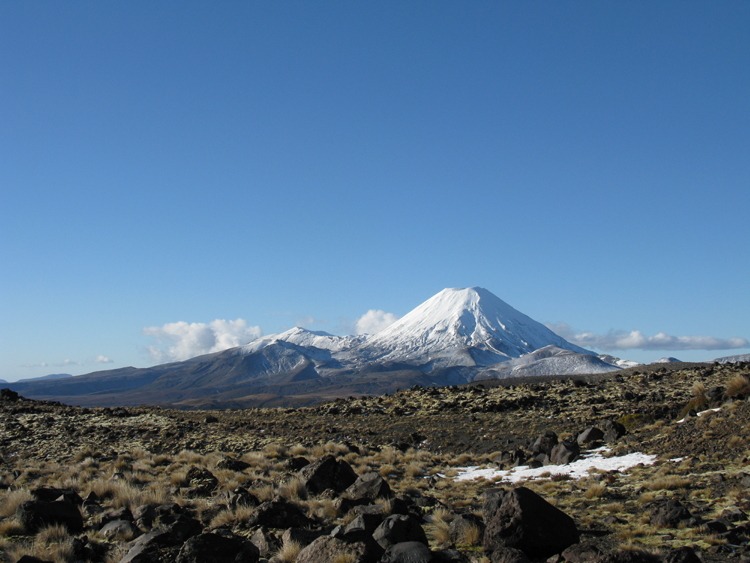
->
453, 446, 659, 483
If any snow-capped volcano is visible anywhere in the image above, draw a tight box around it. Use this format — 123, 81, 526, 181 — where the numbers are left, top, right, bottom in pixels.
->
356, 287, 593, 369
8, 286, 617, 408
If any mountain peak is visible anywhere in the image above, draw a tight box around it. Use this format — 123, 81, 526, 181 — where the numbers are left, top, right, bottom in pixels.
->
360, 287, 593, 369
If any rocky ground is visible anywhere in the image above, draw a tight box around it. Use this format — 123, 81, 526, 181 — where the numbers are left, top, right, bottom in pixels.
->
1, 361, 750, 562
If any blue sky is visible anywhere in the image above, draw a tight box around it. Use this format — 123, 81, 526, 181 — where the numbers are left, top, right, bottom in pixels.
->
2, 2, 749, 381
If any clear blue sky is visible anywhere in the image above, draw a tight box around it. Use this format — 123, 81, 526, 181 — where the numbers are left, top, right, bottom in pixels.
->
2, 2, 749, 381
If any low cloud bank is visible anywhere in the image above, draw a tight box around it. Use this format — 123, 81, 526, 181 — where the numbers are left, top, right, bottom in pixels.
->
144, 318, 262, 363
548, 322, 748, 351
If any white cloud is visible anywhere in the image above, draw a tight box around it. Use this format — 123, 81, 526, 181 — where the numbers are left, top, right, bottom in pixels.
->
355, 309, 400, 335
143, 318, 262, 363
93, 355, 113, 364
547, 322, 749, 351
57, 359, 83, 367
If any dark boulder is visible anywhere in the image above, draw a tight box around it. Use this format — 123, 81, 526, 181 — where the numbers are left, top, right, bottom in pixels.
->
16, 500, 83, 534
99, 519, 140, 540
248, 526, 279, 557
483, 487, 578, 559
490, 547, 530, 563
650, 500, 693, 528
175, 532, 259, 563
297, 454, 357, 494
482, 489, 506, 522
286, 456, 310, 471
548, 441, 580, 465
592, 550, 660, 563
0, 388, 19, 401
246, 497, 313, 529
220, 487, 259, 510
601, 420, 626, 442
373, 514, 428, 550
31, 487, 81, 504
663, 546, 702, 563
561, 542, 604, 562
215, 457, 250, 472
433, 549, 470, 563
344, 472, 393, 502
344, 513, 384, 536
296, 535, 383, 563
531, 431, 558, 455
577, 427, 604, 446
381, 541, 434, 563
184, 467, 219, 496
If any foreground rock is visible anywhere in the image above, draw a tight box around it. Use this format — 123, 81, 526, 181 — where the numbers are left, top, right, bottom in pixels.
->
483, 487, 579, 559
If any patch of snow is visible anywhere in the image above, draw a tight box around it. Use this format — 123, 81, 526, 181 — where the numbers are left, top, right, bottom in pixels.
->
598, 354, 643, 368
676, 407, 721, 424
453, 447, 658, 483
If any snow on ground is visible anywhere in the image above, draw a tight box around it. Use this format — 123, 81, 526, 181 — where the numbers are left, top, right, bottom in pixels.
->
676, 407, 721, 424
453, 447, 658, 484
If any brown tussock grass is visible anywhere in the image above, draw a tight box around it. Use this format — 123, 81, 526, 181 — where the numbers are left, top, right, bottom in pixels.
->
0, 489, 33, 518
585, 484, 607, 499
646, 476, 690, 491
274, 538, 302, 562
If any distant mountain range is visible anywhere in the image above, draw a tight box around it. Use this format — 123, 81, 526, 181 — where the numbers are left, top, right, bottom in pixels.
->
7, 287, 639, 408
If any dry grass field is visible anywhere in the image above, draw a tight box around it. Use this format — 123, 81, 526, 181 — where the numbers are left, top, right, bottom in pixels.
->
1, 361, 749, 562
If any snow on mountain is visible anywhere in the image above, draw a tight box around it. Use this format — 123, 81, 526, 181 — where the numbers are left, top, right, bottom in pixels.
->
598, 354, 644, 369
653, 357, 682, 364
476, 346, 621, 380
355, 287, 594, 370
714, 353, 750, 364
240, 327, 363, 355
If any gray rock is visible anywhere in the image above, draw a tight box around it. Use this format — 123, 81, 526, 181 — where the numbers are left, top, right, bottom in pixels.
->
531, 431, 558, 455
344, 472, 392, 502
295, 535, 382, 563
373, 514, 428, 550
99, 519, 140, 540
548, 441, 580, 465
650, 500, 692, 528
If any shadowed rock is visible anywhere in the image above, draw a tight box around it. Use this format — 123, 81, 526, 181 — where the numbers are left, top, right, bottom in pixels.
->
297, 454, 358, 494
16, 500, 83, 534
175, 532, 259, 563
344, 471, 393, 502
373, 514, 428, 550
483, 487, 578, 559
381, 541, 434, 563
